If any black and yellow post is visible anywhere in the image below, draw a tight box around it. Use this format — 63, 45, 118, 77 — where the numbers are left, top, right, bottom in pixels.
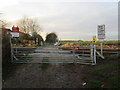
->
92, 36, 96, 65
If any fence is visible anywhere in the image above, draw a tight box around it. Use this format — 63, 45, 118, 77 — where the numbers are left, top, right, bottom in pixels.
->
11, 44, 97, 65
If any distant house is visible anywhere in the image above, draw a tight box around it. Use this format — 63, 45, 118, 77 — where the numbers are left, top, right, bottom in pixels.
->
2, 27, 44, 46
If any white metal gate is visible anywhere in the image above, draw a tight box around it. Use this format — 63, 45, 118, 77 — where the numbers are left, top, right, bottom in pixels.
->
11, 45, 97, 65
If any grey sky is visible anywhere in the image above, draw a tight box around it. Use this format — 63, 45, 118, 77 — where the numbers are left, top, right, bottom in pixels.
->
0, 0, 118, 40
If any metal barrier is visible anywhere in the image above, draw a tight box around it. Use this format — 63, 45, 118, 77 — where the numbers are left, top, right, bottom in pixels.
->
11, 45, 97, 65
72, 44, 96, 65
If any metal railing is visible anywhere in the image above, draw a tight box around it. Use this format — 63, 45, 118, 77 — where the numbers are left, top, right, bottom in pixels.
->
11, 45, 97, 65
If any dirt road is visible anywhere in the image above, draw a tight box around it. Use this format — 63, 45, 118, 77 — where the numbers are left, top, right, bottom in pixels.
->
3, 63, 89, 88
3, 46, 89, 88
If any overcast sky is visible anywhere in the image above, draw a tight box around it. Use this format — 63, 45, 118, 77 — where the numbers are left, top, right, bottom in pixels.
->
0, 0, 119, 41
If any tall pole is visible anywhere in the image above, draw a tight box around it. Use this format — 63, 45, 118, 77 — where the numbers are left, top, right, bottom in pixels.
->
94, 44, 96, 65
100, 42, 103, 55
92, 36, 97, 65
91, 44, 94, 64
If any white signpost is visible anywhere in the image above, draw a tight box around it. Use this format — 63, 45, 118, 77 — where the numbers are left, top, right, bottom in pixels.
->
98, 24, 105, 55
11, 32, 19, 38
98, 25, 105, 41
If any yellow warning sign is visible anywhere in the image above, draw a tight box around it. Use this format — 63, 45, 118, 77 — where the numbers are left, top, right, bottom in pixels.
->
92, 36, 97, 44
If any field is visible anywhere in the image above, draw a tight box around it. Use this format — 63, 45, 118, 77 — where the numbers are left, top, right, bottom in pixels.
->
59, 40, 120, 50
60, 40, 120, 45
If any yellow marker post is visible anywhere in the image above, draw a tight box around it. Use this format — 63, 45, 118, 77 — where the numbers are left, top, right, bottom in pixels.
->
92, 36, 97, 44
92, 36, 97, 65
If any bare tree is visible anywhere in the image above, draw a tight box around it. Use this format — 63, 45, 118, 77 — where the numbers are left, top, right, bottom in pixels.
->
0, 20, 9, 28
17, 16, 41, 35
29, 18, 41, 34
0, 13, 9, 28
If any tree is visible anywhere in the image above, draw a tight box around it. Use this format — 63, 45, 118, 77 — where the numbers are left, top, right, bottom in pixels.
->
45, 32, 58, 43
32, 31, 44, 45
0, 13, 10, 28
17, 16, 41, 34
0, 19, 10, 28
17, 16, 43, 45
36, 34, 44, 46
19, 33, 31, 42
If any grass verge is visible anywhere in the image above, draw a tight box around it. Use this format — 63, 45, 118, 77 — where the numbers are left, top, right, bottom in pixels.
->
87, 63, 119, 88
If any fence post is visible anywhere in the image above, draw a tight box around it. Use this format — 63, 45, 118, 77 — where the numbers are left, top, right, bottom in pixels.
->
91, 44, 94, 64
93, 44, 96, 65
91, 44, 96, 65
73, 49, 76, 63
10, 38, 13, 62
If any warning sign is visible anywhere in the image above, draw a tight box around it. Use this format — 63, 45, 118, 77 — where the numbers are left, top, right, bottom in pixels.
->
92, 36, 97, 44
11, 32, 19, 38
98, 25, 105, 40
11, 26, 20, 38
12, 26, 19, 33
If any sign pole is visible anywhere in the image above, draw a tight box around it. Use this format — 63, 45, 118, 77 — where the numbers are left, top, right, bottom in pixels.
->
98, 24, 105, 57
92, 36, 97, 65
91, 44, 93, 64
94, 44, 96, 65
100, 42, 103, 55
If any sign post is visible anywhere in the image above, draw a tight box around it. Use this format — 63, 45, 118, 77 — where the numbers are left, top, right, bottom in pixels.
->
100, 43, 103, 55
98, 24, 105, 55
11, 26, 20, 38
92, 36, 97, 44
92, 36, 97, 65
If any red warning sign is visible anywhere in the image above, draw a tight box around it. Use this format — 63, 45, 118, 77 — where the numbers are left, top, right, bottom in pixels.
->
12, 26, 19, 32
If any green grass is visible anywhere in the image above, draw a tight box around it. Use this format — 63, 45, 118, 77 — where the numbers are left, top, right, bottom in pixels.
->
41, 57, 49, 69
96, 64, 120, 70
26, 55, 34, 58
68, 62, 75, 64
89, 75, 119, 88
42, 57, 49, 63
60, 40, 119, 45
108, 76, 120, 88
60, 41, 91, 45
22, 54, 34, 62
89, 64, 119, 78
90, 71, 107, 78
64, 61, 75, 64
90, 80, 101, 88
103, 40, 120, 44
88, 63, 119, 88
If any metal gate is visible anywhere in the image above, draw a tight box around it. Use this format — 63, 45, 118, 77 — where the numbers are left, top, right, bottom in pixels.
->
11, 45, 97, 65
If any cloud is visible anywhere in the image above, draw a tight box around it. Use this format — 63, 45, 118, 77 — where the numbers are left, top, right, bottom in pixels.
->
0, 2, 118, 40
37, 2, 117, 40
0, 0, 19, 9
